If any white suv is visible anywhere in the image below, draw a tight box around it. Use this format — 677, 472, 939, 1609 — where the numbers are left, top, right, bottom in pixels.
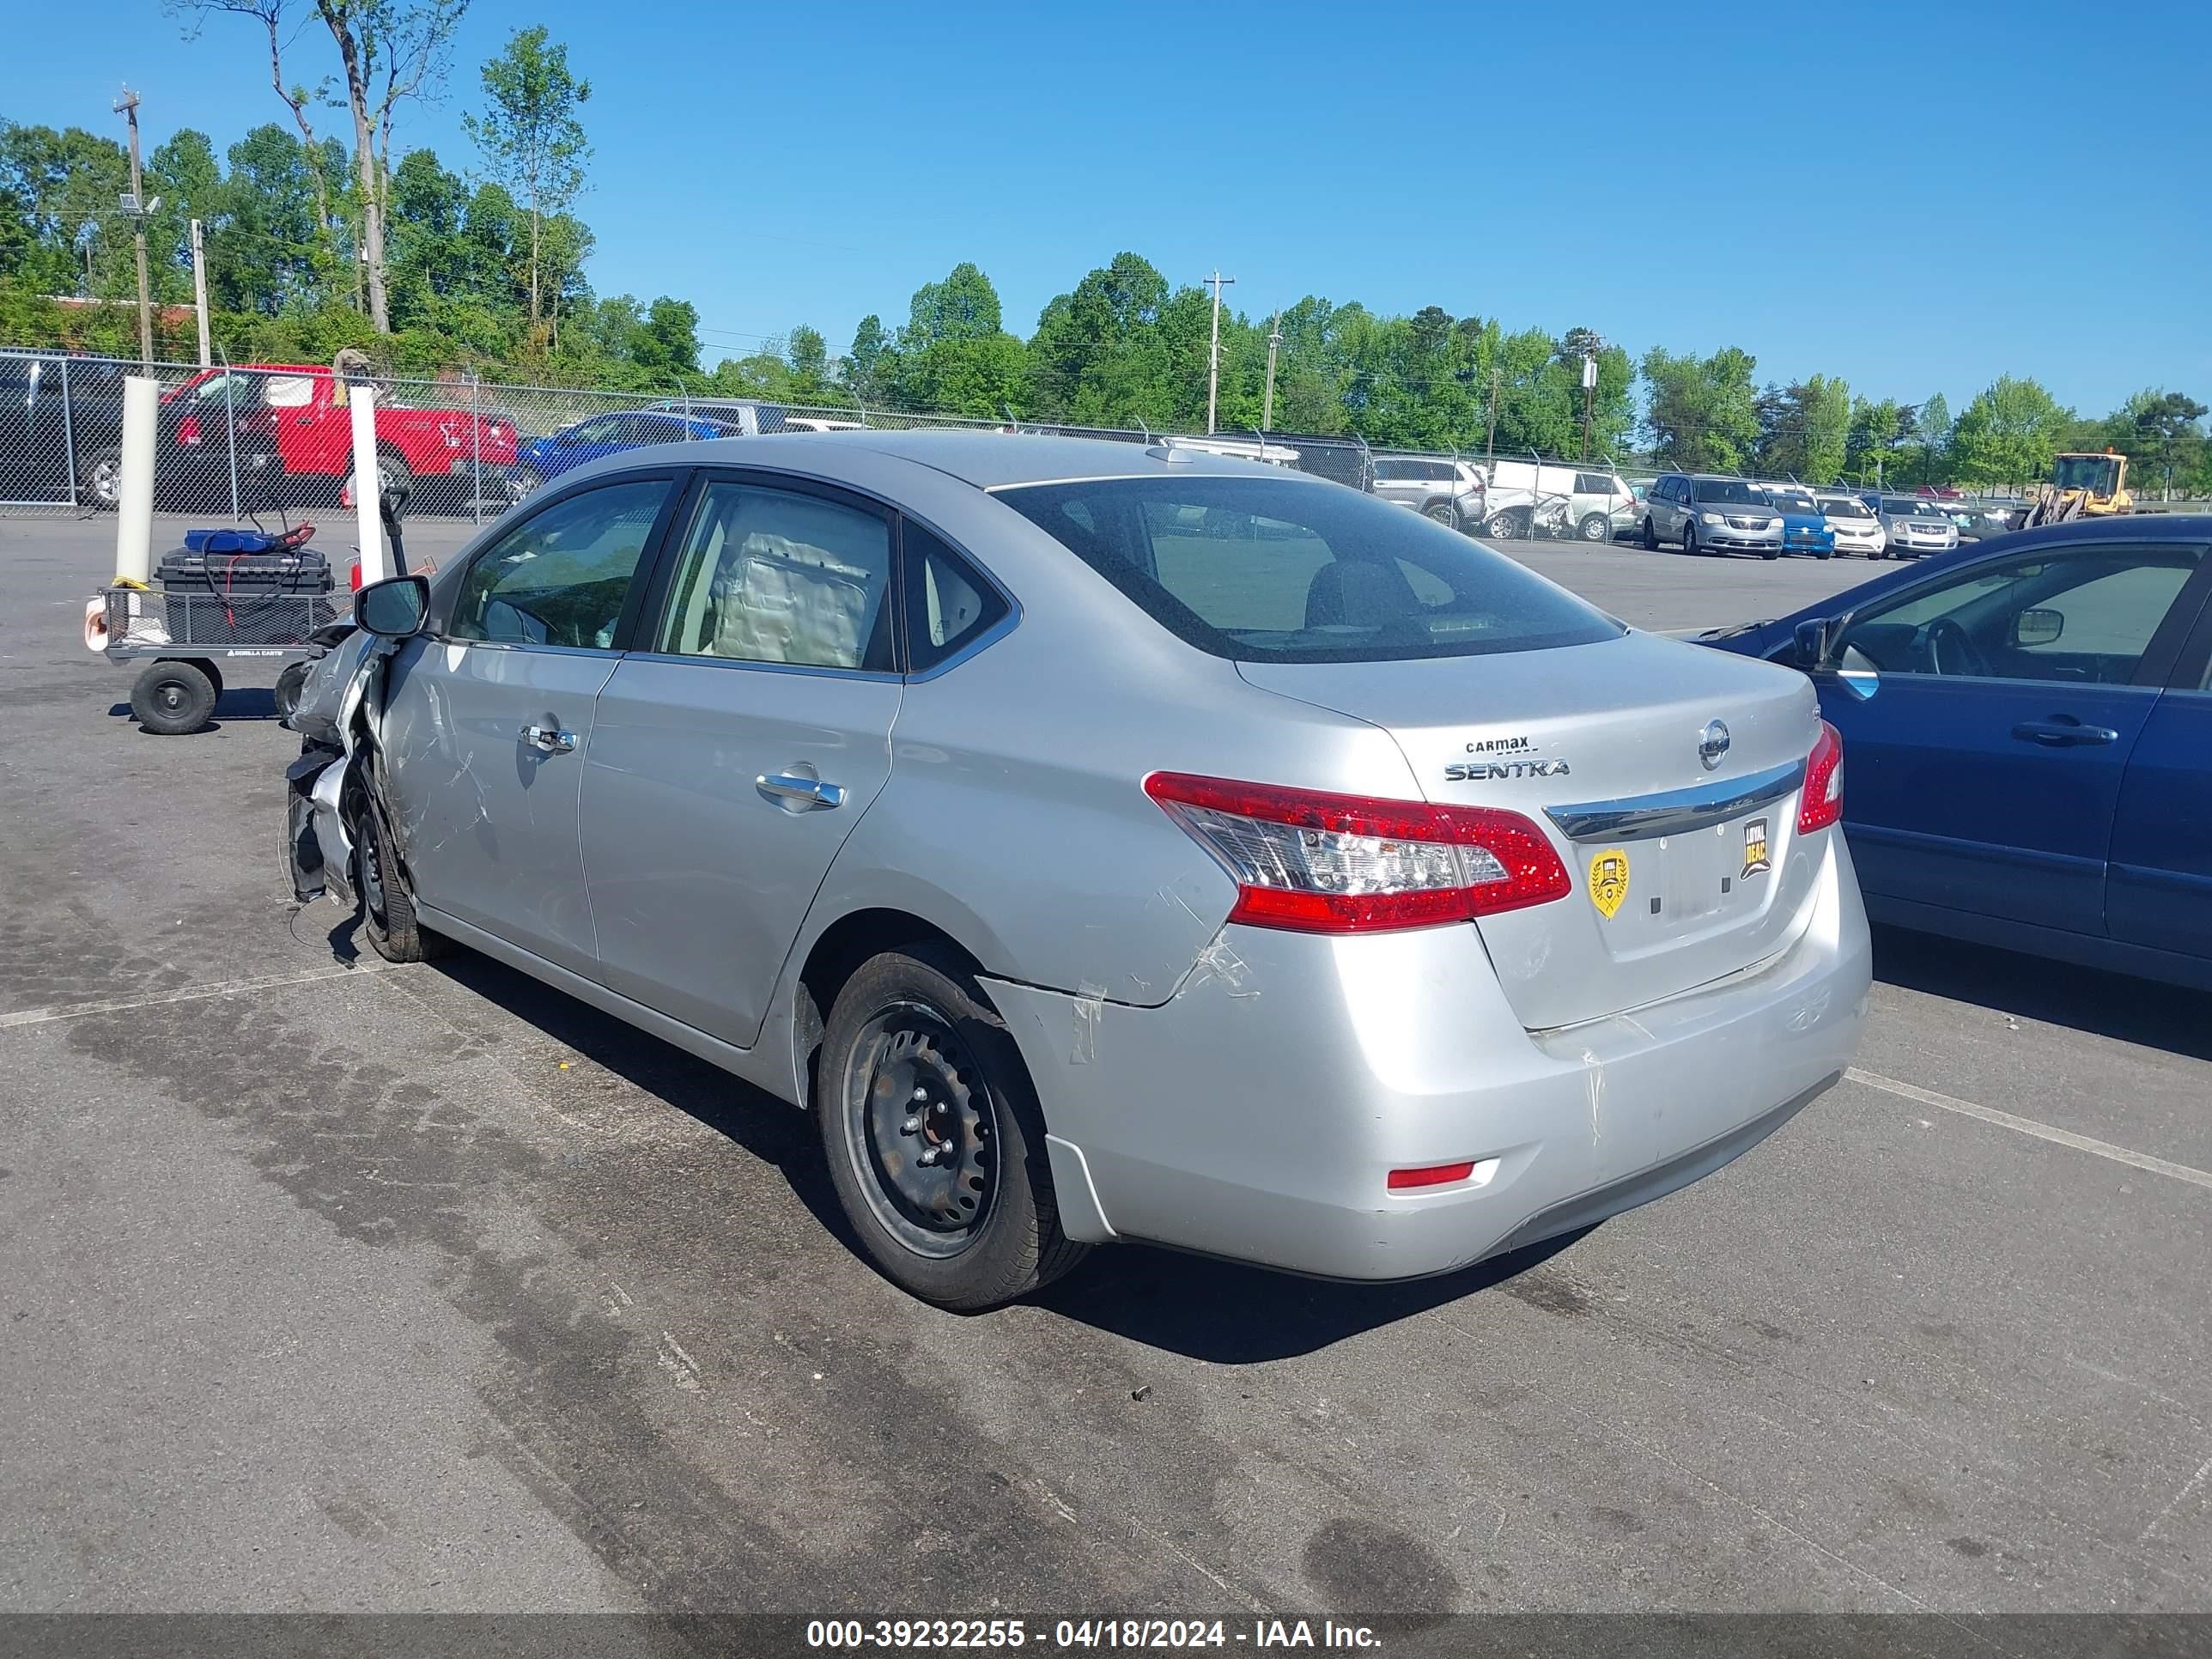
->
1370, 456, 1486, 529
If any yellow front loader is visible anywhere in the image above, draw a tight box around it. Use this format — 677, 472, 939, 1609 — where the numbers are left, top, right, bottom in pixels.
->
2018, 450, 2131, 527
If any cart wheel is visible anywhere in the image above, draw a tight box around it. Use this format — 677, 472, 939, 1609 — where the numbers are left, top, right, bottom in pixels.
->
130, 660, 217, 735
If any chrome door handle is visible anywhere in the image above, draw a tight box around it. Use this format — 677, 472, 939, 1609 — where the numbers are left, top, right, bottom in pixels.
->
756, 772, 846, 810
521, 723, 576, 754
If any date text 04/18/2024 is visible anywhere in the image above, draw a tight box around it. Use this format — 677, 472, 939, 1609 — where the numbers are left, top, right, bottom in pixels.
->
803, 1619, 1383, 1649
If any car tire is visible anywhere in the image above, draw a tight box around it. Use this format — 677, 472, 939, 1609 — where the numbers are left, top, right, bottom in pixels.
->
356, 794, 453, 964
1422, 501, 1459, 532
129, 659, 217, 735
273, 660, 309, 725
1642, 517, 1659, 550
1817, 548, 1833, 560
81, 447, 124, 512
1762, 545, 1781, 560
1682, 523, 1699, 557
507, 465, 545, 501
817, 947, 1088, 1310
375, 448, 414, 503
1578, 513, 1609, 542
1485, 509, 1522, 541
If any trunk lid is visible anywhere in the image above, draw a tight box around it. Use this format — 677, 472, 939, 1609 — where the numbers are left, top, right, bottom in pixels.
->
1238, 631, 1826, 1030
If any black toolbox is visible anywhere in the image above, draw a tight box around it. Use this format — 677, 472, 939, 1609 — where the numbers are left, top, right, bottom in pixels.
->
157, 544, 336, 645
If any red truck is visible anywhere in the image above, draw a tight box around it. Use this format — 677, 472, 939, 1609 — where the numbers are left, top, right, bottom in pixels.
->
162, 363, 517, 502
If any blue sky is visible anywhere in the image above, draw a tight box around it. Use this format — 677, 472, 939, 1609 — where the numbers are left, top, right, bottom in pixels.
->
9, 0, 2207, 416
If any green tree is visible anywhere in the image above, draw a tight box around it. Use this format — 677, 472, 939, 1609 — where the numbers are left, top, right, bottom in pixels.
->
900, 260, 1002, 349
465, 26, 590, 333
1753, 375, 1852, 483
1641, 346, 1759, 472
629, 295, 699, 379
1950, 375, 2071, 488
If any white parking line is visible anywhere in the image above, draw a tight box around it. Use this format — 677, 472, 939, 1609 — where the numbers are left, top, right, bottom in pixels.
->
0, 963, 383, 1029
1847, 1066, 2212, 1193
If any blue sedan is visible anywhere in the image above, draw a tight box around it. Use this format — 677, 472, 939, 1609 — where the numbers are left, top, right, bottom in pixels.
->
1763, 487, 1837, 559
508, 410, 743, 497
1698, 516, 2212, 989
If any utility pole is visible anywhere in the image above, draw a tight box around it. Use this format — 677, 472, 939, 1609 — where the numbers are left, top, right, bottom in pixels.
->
1204, 270, 1236, 434
1581, 348, 1598, 462
114, 88, 154, 369
1261, 310, 1282, 432
1486, 361, 1500, 469
189, 218, 211, 368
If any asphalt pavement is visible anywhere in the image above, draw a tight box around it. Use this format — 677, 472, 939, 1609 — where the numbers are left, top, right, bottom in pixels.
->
2, 510, 2206, 1626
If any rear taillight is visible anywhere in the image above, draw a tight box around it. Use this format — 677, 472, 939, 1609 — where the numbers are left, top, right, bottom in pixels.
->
1797, 721, 1844, 834
1144, 771, 1571, 934
176, 413, 201, 446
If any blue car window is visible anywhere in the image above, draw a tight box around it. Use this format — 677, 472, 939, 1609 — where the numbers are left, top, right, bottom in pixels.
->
1838, 545, 2203, 684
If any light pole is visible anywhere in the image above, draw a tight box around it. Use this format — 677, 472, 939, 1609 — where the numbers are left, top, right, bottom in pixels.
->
1204, 270, 1236, 434
114, 88, 155, 369
1261, 310, 1282, 432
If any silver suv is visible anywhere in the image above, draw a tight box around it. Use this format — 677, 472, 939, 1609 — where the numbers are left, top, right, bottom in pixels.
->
288, 432, 1868, 1309
1642, 474, 1786, 558
1370, 455, 1486, 529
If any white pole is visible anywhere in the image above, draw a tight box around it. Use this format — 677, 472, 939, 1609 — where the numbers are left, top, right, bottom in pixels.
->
350, 386, 386, 585
112, 376, 159, 585
190, 218, 211, 368
1204, 270, 1235, 434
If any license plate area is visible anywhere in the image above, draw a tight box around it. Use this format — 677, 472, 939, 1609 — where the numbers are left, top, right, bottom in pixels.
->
1591, 814, 1778, 943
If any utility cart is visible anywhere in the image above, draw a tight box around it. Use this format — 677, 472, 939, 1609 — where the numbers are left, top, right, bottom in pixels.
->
99, 526, 339, 735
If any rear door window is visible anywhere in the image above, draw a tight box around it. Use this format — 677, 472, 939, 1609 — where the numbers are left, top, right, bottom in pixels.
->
652, 478, 895, 672
995, 475, 1618, 663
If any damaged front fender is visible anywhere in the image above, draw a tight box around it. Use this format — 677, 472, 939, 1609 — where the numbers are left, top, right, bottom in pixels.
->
279, 627, 403, 911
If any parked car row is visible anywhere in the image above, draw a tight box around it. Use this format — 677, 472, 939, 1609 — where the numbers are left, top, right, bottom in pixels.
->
1634, 471, 1986, 562
1370, 455, 1639, 544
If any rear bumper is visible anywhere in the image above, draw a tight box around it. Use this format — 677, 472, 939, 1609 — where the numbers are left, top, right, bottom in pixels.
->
988, 833, 1870, 1280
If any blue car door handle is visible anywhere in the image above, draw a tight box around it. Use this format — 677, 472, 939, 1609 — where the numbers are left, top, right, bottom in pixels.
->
2012, 717, 2119, 747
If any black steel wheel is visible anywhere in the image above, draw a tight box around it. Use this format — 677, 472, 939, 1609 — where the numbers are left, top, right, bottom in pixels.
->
818, 948, 1086, 1309
356, 796, 451, 964
1642, 516, 1659, 550
129, 660, 216, 735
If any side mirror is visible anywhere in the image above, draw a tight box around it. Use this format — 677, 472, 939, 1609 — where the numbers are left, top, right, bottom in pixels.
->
356, 574, 429, 638
1791, 617, 1831, 670
2014, 608, 2063, 647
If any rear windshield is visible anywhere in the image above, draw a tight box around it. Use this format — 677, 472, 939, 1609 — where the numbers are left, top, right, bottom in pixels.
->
995, 476, 1621, 664
1692, 478, 1765, 504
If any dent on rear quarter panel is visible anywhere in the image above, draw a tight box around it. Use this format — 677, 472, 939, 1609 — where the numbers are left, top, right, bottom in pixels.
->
800, 533, 1425, 1007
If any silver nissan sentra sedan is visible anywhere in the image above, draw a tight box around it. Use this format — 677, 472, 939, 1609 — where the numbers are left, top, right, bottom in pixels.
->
286, 430, 1871, 1310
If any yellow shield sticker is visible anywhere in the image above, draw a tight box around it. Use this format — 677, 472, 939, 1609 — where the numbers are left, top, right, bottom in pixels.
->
1588, 848, 1631, 919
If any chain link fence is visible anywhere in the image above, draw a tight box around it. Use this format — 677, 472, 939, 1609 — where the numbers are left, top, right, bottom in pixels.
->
13, 345, 1977, 547
0, 348, 1041, 527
